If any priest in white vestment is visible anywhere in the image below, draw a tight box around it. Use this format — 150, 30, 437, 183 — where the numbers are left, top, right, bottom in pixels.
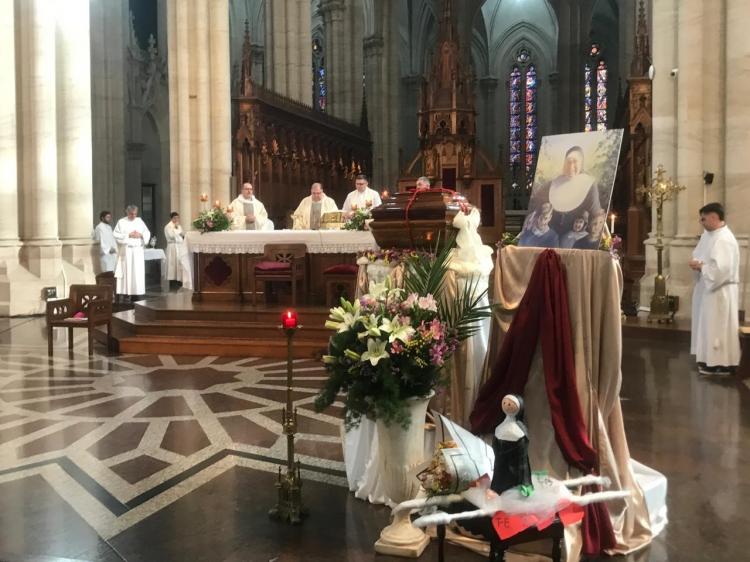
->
342, 174, 382, 217
163, 212, 193, 290
113, 205, 151, 298
689, 202, 740, 375
92, 210, 117, 273
291, 183, 338, 230
229, 182, 269, 231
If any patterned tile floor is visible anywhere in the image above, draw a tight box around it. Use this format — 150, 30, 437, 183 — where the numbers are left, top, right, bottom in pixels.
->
0, 318, 348, 545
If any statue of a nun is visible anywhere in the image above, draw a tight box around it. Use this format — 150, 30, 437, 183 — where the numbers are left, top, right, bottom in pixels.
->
490, 394, 532, 495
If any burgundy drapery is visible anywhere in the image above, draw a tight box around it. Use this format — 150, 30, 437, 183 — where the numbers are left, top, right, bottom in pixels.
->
469, 249, 616, 555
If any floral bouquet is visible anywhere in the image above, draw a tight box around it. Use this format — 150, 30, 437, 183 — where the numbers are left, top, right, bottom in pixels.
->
500, 231, 520, 248
192, 207, 232, 234
599, 233, 623, 259
342, 209, 370, 231
315, 236, 492, 429
358, 248, 433, 266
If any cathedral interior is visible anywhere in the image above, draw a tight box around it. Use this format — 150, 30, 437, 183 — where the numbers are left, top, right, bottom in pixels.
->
0, 1, 749, 561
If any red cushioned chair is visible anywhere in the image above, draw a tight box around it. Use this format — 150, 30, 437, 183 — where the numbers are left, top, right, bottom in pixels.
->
253, 244, 307, 306
323, 263, 359, 307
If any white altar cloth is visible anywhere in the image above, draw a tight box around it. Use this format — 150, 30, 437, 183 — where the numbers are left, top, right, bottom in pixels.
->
186, 229, 378, 254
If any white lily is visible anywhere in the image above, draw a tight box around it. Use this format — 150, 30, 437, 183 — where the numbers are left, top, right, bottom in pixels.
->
380, 316, 415, 343
325, 299, 362, 332
358, 314, 383, 339
360, 338, 389, 366
367, 280, 389, 299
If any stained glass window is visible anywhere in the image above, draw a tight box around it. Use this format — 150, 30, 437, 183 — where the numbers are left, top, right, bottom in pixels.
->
596, 60, 608, 130
524, 64, 538, 188
584, 44, 607, 131
312, 38, 326, 112
509, 66, 522, 165
508, 54, 539, 194
584, 64, 594, 132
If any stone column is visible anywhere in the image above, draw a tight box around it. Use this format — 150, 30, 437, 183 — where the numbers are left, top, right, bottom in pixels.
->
209, 0, 231, 203
168, 0, 232, 222
639, 0, 677, 308
0, 0, 18, 246
724, 0, 750, 233
0, 0, 18, 315
55, 0, 94, 246
363, 0, 400, 188
320, 0, 363, 124
265, 0, 312, 105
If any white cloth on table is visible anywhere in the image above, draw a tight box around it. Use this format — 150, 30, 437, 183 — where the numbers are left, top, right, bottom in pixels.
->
163, 222, 193, 290
229, 195, 269, 231
113, 217, 150, 295
184, 229, 377, 255
92, 222, 117, 273
691, 225, 740, 367
342, 187, 382, 212
292, 195, 338, 230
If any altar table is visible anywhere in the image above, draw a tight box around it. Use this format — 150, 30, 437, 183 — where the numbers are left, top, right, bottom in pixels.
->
186, 230, 378, 303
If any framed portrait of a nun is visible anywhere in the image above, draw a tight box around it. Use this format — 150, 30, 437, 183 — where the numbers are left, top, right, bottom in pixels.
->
519, 130, 624, 250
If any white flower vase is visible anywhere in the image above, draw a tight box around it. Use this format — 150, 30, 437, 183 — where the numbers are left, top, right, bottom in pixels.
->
373, 393, 432, 557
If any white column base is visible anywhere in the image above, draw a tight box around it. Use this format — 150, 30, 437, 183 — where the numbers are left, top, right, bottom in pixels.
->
374, 511, 430, 558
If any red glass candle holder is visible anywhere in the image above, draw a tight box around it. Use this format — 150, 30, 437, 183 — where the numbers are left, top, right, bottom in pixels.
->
282, 310, 298, 329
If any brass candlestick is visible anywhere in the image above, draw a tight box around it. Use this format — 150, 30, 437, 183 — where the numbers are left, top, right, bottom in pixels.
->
636, 165, 686, 323
269, 313, 308, 524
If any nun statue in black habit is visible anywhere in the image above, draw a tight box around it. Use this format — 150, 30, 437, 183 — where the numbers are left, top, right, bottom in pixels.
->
490, 394, 533, 495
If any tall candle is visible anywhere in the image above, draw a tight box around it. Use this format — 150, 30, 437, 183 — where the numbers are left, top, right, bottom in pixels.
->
609, 213, 616, 234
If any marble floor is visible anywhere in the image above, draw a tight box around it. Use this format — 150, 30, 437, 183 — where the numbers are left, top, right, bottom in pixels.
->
0, 315, 748, 561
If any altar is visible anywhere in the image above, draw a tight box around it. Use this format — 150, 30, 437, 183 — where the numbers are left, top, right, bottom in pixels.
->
186, 230, 378, 303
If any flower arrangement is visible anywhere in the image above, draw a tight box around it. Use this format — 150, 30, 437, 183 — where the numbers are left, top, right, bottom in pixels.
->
192, 207, 232, 233
358, 248, 433, 265
599, 233, 623, 259
500, 231, 520, 247
342, 209, 370, 231
315, 236, 492, 429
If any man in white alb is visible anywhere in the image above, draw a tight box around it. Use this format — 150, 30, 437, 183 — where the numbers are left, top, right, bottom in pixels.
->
163, 212, 193, 290
292, 182, 338, 230
689, 202, 740, 375
92, 210, 117, 273
229, 182, 269, 230
342, 174, 382, 218
113, 205, 151, 300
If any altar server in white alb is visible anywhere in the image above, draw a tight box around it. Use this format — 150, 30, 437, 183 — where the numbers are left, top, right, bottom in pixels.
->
92, 210, 117, 273
342, 174, 381, 217
689, 202, 740, 375
163, 212, 193, 290
113, 205, 151, 299
292, 182, 338, 230
229, 182, 269, 230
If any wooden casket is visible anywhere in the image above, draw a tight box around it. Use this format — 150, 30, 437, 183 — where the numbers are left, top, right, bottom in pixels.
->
369, 189, 467, 249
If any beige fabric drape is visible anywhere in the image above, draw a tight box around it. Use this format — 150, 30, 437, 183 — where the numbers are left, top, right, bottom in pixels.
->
482, 246, 652, 558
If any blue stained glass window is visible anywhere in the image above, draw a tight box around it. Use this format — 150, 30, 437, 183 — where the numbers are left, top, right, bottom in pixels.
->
312, 38, 326, 113
524, 64, 538, 188
508, 61, 539, 190
509, 66, 522, 164
584, 52, 608, 131
584, 64, 594, 132
596, 60, 608, 130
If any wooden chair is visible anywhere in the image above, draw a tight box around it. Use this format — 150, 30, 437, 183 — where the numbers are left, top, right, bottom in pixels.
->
252, 244, 307, 306
46, 284, 112, 356
323, 264, 359, 307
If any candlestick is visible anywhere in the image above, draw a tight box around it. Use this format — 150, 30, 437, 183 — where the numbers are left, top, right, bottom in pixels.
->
200, 193, 209, 202
214, 200, 221, 208
269, 311, 307, 524
381, 189, 390, 199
